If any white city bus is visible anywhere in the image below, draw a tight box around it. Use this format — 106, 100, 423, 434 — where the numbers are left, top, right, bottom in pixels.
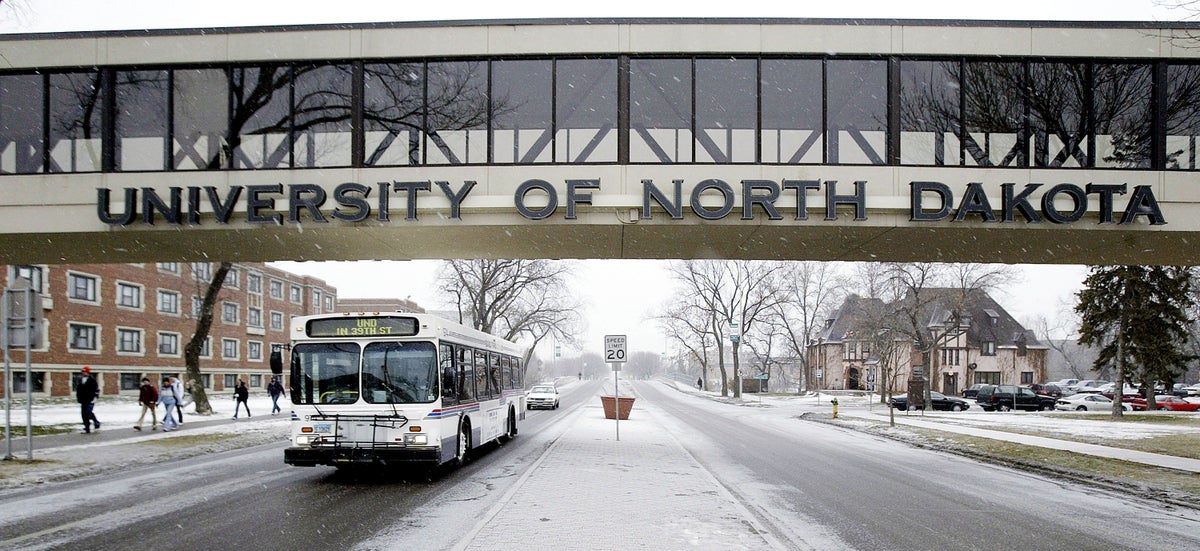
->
284, 312, 525, 470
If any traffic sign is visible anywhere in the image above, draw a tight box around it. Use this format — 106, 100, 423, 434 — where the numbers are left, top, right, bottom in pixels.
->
604, 334, 627, 363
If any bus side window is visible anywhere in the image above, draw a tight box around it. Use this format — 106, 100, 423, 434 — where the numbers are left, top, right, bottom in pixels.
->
489, 353, 501, 397
501, 356, 512, 390
475, 350, 491, 400
458, 347, 475, 402
440, 343, 458, 406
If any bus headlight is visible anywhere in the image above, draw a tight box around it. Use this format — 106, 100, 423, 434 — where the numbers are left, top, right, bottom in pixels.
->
403, 434, 428, 446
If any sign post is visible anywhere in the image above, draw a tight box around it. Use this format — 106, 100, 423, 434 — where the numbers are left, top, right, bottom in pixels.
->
604, 335, 627, 441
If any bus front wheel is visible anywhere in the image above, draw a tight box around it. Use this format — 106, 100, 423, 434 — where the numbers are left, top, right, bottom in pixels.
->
455, 420, 471, 466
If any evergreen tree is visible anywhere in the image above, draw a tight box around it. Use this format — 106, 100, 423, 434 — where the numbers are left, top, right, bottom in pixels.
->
1075, 265, 1195, 417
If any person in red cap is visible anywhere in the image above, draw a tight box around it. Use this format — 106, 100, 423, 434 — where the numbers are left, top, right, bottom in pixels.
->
76, 366, 101, 433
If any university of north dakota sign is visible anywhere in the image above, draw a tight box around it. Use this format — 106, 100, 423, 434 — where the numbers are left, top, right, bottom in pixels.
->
96, 178, 1166, 227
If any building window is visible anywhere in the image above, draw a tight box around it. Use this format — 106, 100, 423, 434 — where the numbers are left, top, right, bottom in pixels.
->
158, 289, 180, 315
289, 284, 302, 304
116, 282, 142, 309
12, 371, 45, 393
157, 262, 180, 274
117, 327, 143, 353
222, 302, 239, 324
941, 348, 961, 366
192, 262, 212, 281
13, 265, 44, 293
222, 338, 239, 359
250, 374, 262, 387
975, 371, 1001, 385
69, 323, 98, 351
224, 374, 237, 388
120, 372, 142, 391
225, 268, 240, 289
270, 311, 284, 331
68, 273, 98, 302
248, 273, 262, 293
1021, 371, 1034, 385
199, 337, 211, 358
982, 341, 996, 356
192, 296, 203, 317
325, 295, 334, 311
248, 340, 263, 361
269, 279, 283, 299
248, 307, 262, 328
158, 332, 180, 355
313, 290, 322, 307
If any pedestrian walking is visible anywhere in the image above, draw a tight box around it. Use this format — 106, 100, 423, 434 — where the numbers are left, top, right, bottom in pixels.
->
233, 380, 251, 419
159, 377, 179, 431
76, 366, 101, 433
170, 376, 186, 425
697, 376, 703, 390
267, 377, 286, 415
134, 377, 158, 431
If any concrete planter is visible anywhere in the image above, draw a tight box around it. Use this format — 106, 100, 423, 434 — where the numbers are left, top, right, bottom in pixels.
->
600, 395, 634, 420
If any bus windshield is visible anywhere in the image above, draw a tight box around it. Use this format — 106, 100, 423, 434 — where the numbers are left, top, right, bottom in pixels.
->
292, 341, 439, 405
362, 341, 438, 404
292, 342, 360, 405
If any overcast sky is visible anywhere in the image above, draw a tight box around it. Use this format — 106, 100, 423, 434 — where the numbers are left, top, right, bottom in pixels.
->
0, 0, 1168, 357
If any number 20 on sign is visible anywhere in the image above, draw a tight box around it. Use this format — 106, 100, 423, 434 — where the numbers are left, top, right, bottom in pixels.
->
604, 335, 627, 363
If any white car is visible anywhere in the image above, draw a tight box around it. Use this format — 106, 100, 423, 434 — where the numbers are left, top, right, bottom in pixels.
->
526, 385, 560, 410
1055, 393, 1130, 412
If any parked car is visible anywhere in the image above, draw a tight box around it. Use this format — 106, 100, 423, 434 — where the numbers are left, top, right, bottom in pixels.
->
1029, 383, 1063, 398
963, 384, 986, 398
526, 385, 560, 410
1056, 393, 1130, 412
1098, 384, 1143, 402
1124, 397, 1151, 411
890, 391, 972, 412
1051, 378, 1080, 390
1173, 384, 1200, 397
975, 384, 1057, 411
1154, 396, 1200, 412
1068, 379, 1109, 393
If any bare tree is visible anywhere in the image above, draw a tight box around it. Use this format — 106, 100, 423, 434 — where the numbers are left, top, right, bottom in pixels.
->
669, 260, 786, 398
656, 297, 716, 390
437, 259, 582, 376
183, 261, 232, 415
772, 261, 844, 392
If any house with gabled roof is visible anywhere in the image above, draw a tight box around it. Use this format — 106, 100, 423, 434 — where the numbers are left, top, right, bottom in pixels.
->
808, 288, 1046, 396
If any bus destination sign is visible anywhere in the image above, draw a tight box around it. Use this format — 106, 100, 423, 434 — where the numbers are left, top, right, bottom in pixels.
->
306, 316, 419, 338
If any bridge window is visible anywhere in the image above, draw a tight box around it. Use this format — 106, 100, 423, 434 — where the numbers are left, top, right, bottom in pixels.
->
0, 74, 45, 174
49, 71, 104, 173
293, 64, 353, 168
963, 61, 1026, 167
492, 59, 553, 164
555, 58, 617, 163
425, 61, 488, 165
115, 69, 169, 171
173, 68, 229, 170
696, 58, 757, 163
363, 61, 424, 166
630, 58, 692, 163
231, 66, 292, 169
900, 60, 960, 166
1028, 62, 1088, 168
761, 59, 822, 164
827, 59, 887, 165
1093, 64, 1152, 169
1166, 64, 1200, 170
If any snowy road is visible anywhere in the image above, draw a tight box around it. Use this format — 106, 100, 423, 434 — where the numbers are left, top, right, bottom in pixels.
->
2, 380, 1199, 550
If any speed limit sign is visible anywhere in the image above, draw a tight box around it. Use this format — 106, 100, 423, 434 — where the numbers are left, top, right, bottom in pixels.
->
604, 335, 627, 364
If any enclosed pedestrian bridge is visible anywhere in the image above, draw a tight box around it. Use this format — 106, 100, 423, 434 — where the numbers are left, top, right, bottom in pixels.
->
2, 18, 1200, 266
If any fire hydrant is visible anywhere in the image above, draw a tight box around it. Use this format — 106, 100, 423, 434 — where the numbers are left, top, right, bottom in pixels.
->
831, 398, 839, 419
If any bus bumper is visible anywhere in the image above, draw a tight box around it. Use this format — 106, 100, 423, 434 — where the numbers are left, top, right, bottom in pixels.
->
285, 445, 441, 467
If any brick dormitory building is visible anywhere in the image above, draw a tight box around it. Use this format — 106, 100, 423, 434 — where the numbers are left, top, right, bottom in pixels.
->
0, 262, 371, 399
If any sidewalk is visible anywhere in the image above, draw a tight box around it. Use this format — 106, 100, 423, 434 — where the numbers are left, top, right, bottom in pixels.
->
456, 391, 787, 551
839, 408, 1200, 474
